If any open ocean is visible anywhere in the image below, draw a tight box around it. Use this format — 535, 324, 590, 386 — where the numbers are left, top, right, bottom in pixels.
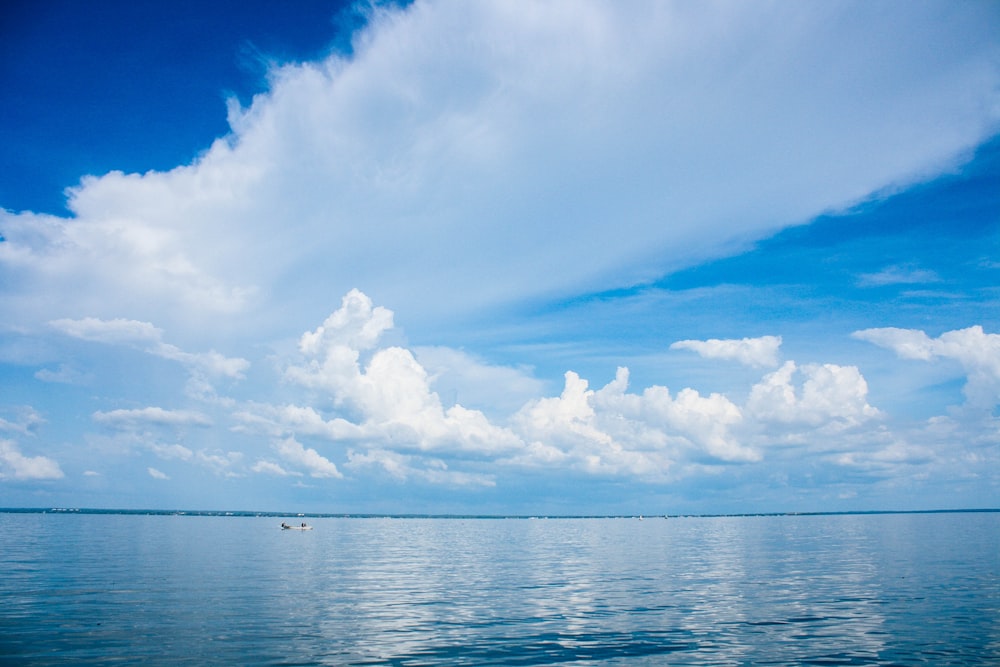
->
1, 510, 997, 666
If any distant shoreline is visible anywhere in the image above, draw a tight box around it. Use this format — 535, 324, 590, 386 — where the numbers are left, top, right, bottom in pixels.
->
2, 507, 997, 519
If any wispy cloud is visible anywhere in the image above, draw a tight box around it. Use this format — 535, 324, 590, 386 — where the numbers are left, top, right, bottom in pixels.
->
93, 407, 213, 428
0, 407, 44, 436
34, 364, 88, 385
51, 317, 249, 380
346, 448, 496, 487
251, 460, 301, 477
857, 265, 940, 287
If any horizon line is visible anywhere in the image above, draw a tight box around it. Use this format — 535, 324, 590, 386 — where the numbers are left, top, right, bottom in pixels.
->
2, 507, 998, 519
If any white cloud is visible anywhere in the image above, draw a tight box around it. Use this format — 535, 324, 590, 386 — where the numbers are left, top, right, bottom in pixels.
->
346, 448, 495, 487
854, 325, 1000, 410
149, 443, 194, 461
274, 437, 343, 478
282, 290, 524, 456
233, 404, 364, 441
93, 407, 212, 428
414, 346, 545, 416
85, 413, 235, 473
147, 467, 169, 480
49, 317, 248, 403
34, 364, 87, 384
510, 367, 755, 477
14, 287, 954, 495
51, 317, 249, 380
852, 327, 937, 361
857, 264, 940, 287
238, 290, 921, 487
1, 0, 995, 505
671, 335, 782, 367
745, 361, 881, 428
0, 407, 44, 436
298, 288, 394, 356
49, 317, 162, 345
196, 450, 244, 476
834, 440, 935, 471
1, 1, 997, 338
251, 460, 301, 477
0, 439, 64, 480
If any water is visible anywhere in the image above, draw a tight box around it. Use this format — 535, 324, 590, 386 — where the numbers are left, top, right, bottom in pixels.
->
1, 511, 998, 666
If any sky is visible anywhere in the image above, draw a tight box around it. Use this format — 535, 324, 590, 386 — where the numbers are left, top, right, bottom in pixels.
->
2, 0, 999, 515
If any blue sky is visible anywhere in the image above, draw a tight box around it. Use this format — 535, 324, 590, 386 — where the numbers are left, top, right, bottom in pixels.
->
2, 0, 999, 515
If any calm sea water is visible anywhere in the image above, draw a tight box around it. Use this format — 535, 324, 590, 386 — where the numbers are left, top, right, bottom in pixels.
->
1, 511, 997, 666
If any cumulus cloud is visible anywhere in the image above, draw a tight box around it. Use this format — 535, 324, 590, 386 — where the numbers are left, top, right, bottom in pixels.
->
10, 287, 911, 492
298, 288, 394, 356
671, 335, 782, 367
283, 290, 524, 456
147, 467, 169, 480
233, 290, 914, 487
854, 325, 1000, 410
286, 293, 842, 478
746, 361, 881, 428
274, 437, 343, 478
0, 439, 64, 480
511, 367, 754, 477
1, 1, 997, 339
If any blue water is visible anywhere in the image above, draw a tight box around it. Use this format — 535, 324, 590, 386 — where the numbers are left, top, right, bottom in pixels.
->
1, 511, 998, 666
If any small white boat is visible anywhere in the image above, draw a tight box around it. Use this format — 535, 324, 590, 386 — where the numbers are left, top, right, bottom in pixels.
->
280, 522, 313, 531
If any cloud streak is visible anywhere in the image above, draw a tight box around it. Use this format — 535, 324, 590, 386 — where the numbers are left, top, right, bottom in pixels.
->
93, 407, 213, 428
51, 317, 248, 380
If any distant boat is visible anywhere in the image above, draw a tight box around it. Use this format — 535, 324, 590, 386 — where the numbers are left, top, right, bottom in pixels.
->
281, 522, 313, 531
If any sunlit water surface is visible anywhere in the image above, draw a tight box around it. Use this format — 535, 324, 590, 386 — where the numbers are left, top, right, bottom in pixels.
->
1, 512, 997, 665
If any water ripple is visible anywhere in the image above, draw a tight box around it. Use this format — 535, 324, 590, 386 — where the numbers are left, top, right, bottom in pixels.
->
1, 513, 998, 666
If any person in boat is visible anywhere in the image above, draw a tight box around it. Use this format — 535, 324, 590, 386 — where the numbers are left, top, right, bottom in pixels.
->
281, 522, 289, 529
301, 522, 308, 528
